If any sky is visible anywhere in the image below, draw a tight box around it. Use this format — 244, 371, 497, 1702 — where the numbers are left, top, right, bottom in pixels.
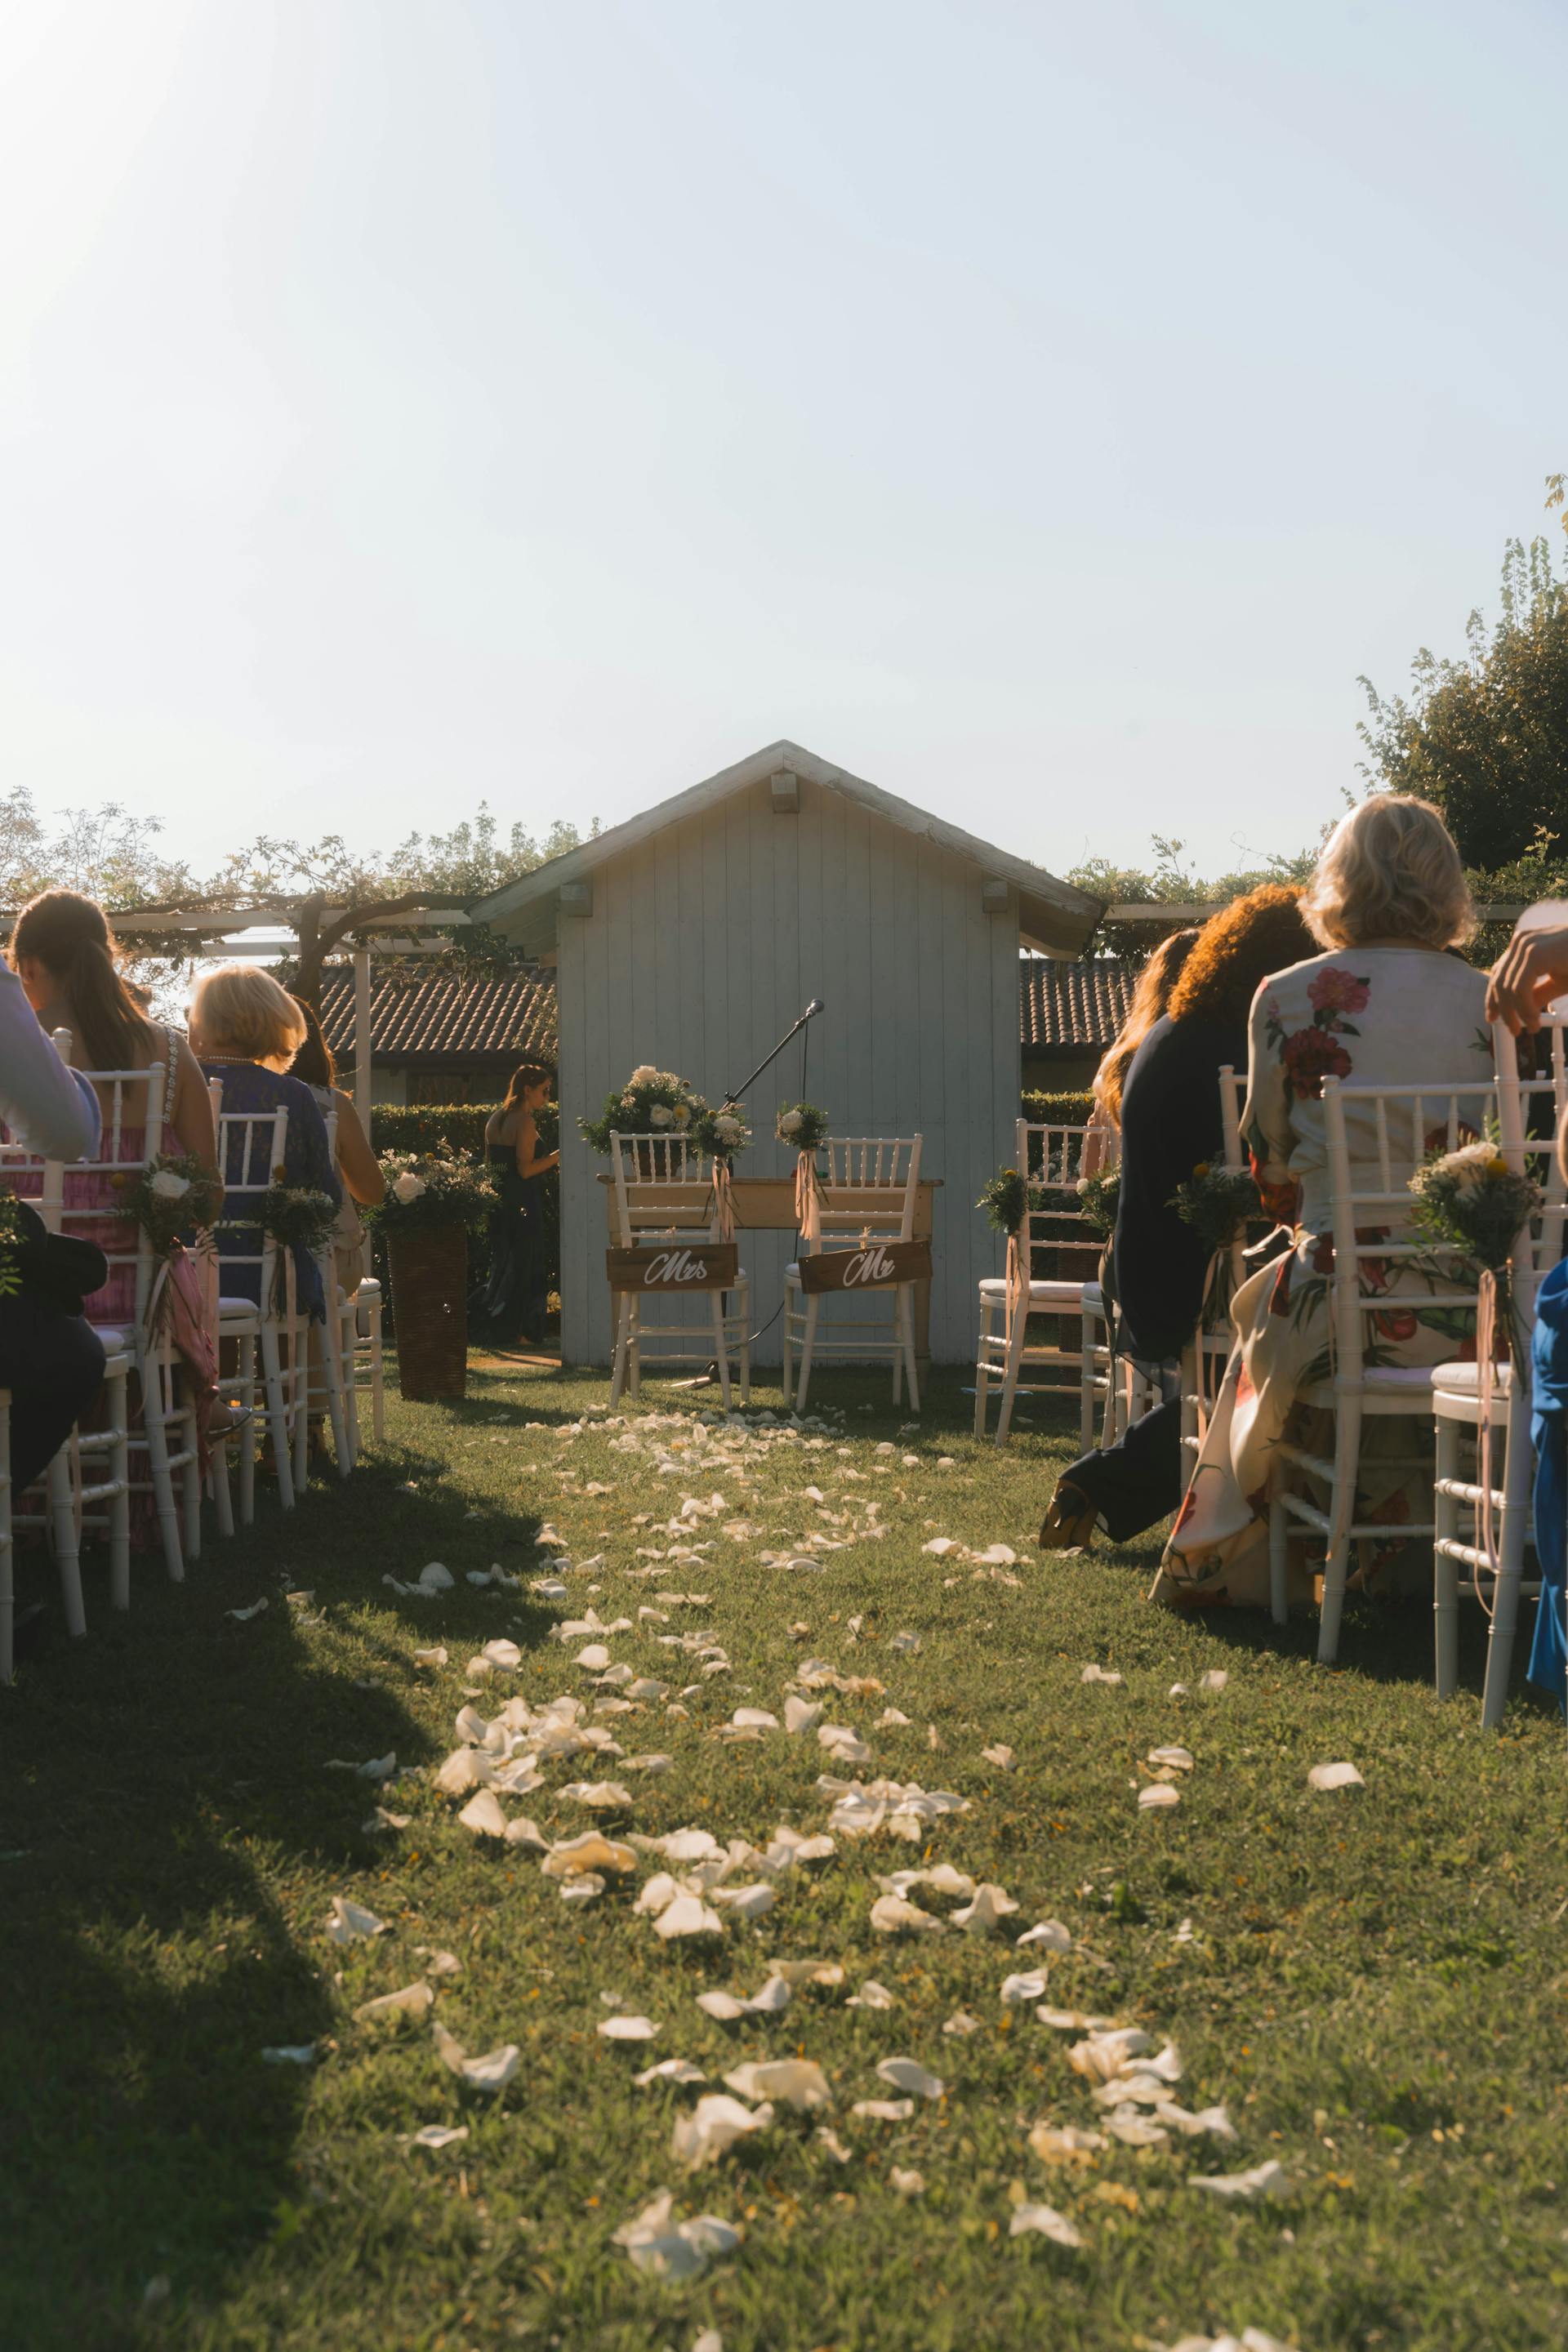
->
2, 0, 1567, 891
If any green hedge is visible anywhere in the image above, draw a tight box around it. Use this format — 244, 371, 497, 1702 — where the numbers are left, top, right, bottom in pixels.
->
1021, 1088, 1094, 1126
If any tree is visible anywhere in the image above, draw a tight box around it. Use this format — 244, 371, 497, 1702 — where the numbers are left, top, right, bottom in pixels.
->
1067, 832, 1322, 961
1358, 497, 1568, 868
0, 786, 194, 908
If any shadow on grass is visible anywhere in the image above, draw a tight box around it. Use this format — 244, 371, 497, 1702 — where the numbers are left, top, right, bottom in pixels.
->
0, 1414, 554, 2347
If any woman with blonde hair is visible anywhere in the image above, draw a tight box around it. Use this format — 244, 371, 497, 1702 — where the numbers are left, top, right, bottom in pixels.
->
1163, 793, 1491, 1607
1040, 887, 1316, 1549
191, 965, 340, 1321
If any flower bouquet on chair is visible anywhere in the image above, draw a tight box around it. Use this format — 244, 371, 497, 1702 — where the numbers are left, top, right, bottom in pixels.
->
579, 1067, 711, 1156
1168, 1162, 1263, 1325
1408, 1134, 1542, 1371
363, 1148, 497, 1401
118, 1151, 224, 1339
780, 1102, 829, 1241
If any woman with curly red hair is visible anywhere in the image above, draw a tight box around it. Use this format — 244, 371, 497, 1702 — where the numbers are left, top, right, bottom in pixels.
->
1162, 794, 1492, 1607
1040, 885, 1316, 1550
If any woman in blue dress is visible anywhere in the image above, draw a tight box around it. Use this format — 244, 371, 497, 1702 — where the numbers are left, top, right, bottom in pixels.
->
188, 964, 340, 1319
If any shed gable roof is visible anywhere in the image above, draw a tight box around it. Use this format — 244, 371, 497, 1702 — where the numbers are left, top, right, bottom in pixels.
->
472, 741, 1102, 956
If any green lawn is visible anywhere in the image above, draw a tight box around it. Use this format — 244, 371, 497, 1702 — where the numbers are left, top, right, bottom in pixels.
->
2, 1365, 1565, 2352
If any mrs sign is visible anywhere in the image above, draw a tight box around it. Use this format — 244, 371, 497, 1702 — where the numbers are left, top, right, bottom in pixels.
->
606, 1244, 741, 1294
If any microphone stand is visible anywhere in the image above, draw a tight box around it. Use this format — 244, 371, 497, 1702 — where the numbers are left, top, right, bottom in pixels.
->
724, 1001, 824, 1107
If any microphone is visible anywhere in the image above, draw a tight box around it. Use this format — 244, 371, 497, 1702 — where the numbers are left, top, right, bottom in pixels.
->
804, 998, 824, 1018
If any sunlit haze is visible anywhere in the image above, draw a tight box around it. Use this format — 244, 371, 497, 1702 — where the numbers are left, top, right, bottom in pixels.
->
4, 0, 1567, 884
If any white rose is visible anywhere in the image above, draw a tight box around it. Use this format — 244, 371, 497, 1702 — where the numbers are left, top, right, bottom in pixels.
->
714, 1115, 742, 1143
628, 1065, 659, 1087
778, 1110, 803, 1139
149, 1170, 191, 1200
1433, 1140, 1505, 1192
393, 1171, 428, 1204
648, 1105, 673, 1129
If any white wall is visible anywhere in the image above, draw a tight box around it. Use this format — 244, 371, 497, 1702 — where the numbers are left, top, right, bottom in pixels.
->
554, 771, 1018, 1366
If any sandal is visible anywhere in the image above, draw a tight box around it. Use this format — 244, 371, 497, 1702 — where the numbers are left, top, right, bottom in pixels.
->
1038, 1481, 1099, 1552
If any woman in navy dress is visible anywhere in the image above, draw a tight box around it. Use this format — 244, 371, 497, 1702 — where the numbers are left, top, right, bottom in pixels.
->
189, 964, 340, 1319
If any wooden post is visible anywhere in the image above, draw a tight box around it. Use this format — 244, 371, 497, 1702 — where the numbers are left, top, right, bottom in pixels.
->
353, 949, 372, 1125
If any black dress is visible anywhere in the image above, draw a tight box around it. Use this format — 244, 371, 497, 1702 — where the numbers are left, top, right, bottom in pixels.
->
470, 1143, 551, 1346
1059, 1010, 1247, 1543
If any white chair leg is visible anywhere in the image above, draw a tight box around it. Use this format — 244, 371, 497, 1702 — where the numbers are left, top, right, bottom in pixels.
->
368, 1292, 385, 1442
616, 1298, 635, 1401
996, 1297, 1027, 1446
321, 1308, 351, 1480
795, 1295, 820, 1416
710, 1294, 733, 1410
1481, 1382, 1535, 1728
292, 1318, 310, 1494
973, 1296, 992, 1440
260, 1323, 296, 1510
781, 1290, 795, 1408
47, 1444, 87, 1637
141, 1373, 185, 1582
1078, 1310, 1095, 1453
1316, 1399, 1362, 1664
180, 1395, 203, 1564
1432, 1412, 1460, 1699
901, 1285, 920, 1414
626, 1298, 642, 1401
212, 1435, 235, 1540
738, 1289, 751, 1407
237, 1334, 256, 1526
105, 1363, 131, 1608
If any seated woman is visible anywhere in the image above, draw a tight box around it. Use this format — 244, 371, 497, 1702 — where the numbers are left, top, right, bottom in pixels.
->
1040, 888, 1316, 1550
1079, 926, 1200, 1178
6, 889, 238, 1443
287, 997, 385, 1301
189, 966, 340, 1319
471, 1062, 559, 1349
1162, 793, 1492, 1607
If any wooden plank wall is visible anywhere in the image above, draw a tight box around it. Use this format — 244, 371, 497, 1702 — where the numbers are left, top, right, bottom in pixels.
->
555, 772, 1019, 1367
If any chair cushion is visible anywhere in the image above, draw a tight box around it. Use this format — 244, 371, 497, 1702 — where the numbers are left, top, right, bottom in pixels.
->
88, 1324, 134, 1352
1080, 1280, 1105, 1312
1431, 1360, 1513, 1396
978, 1277, 1086, 1307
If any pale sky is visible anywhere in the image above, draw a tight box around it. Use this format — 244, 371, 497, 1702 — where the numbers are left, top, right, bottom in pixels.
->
3, 0, 1566, 889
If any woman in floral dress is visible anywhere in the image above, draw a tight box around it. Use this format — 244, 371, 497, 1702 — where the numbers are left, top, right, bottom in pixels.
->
1162, 795, 1493, 1607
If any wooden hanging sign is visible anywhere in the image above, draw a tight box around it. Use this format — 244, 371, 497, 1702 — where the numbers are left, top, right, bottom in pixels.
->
606, 1244, 739, 1293
798, 1240, 933, 1295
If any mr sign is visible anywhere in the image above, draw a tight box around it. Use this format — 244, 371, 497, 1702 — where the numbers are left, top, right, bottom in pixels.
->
798, 1240, 933, 1295
607, 1245, 740, 1294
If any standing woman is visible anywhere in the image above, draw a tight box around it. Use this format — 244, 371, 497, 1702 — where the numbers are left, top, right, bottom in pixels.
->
287, 997, 385, 1301
472, 1063, 559, 1349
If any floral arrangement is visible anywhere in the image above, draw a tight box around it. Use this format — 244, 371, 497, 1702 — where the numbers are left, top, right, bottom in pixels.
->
116, 1152, 224, 1257
689, 1101, 751, 1165
777, 1102, 830, 1152
579, 1066, 708, 1154
363, 1147, 498, 1234
1075, 1169, 1120, 1241
0, 1191, 25, 1301
1407, 1136, 1541, 1277
252, 1181, 341, 1257
978, 1166, 1035, 1234
1168, 1163, 1262, 1258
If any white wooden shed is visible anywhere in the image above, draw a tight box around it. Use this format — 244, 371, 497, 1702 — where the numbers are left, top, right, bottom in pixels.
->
474, 742, 1102, 1369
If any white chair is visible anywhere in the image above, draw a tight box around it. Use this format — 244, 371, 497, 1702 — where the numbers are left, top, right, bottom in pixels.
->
1431, 1022, 1564, 1725
17, 1057, 183, 1592
782, 1138, 922, 1414
211, 1098, 301, 1512
608, 1134, 751, 1408
1268, 1072, 1494, 1664
974, 1121, 1098, 1446
296, 1101, 352, 1480
347, 1276, 385, 1451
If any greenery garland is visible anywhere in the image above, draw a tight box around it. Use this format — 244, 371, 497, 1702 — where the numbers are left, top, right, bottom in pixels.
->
1075, 1169, 1120, 1241
978, 1166, 1032, 1234
1167, 1164, 1262, 1258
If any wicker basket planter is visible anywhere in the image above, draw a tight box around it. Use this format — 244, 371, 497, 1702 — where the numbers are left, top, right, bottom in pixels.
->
387, 1224, 469, 1401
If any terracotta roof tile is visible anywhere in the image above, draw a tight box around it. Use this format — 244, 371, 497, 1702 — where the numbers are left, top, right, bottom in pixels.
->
1020, 958, 1133, 1051
318, 968, 557, 1063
